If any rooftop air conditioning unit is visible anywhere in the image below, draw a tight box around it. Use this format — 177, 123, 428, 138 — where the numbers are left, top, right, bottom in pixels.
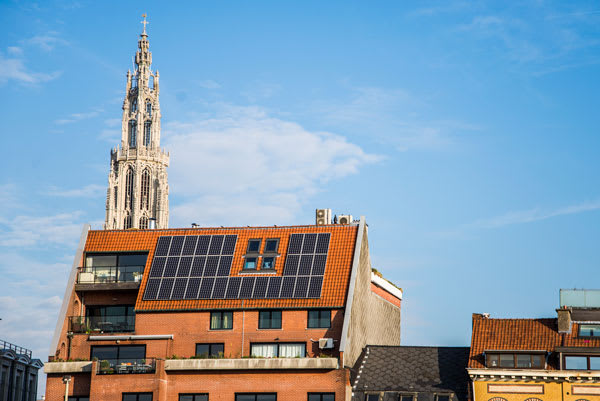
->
319, 338, 334, 349
315, 209, 332, 225
338, 215, 352, 225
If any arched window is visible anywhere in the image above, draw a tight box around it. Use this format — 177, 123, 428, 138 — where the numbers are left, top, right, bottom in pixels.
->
144, 121, 151, 146
140, 168, 150, 210
488, 398, 507, 401
146, 101, 152, 117
125, 167, 134, 209
131, 97, 137, 112
139, 216, 148, 229
524, 399, 543, 401
124, 214, 132, 229
128, 120, 137, 147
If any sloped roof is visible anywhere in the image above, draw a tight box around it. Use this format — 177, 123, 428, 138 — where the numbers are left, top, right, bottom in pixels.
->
469, 314, 600, 369
84, 224, 358, 311
352, 346, 471, 401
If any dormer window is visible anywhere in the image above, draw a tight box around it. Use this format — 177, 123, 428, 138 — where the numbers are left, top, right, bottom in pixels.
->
579, 324, 600, 337
486, 352, 545, 369
564, 355, 600, 370
247, 239, 261, 253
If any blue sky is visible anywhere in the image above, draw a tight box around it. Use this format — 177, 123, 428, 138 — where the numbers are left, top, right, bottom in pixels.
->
1, 0, 600, 396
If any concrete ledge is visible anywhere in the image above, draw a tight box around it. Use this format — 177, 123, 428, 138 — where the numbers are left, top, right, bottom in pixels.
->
74, 282, 140, 292
165, 358, 338, 371
44, 361, 92, 373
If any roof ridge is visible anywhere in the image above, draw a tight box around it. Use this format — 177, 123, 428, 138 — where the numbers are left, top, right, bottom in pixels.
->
91, 224, 359, 233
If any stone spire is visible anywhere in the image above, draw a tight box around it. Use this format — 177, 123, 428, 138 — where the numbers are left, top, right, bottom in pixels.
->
104, 16, 170, 230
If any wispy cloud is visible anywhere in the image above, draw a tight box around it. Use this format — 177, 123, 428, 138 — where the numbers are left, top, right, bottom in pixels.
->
197, 79, 221, 89
0, 51, 61, 85
24, 32, 68, 52
165, 103, 380, 227
55, 108, 103, 124
0, 211, 84, 248
45, 184, 105, 198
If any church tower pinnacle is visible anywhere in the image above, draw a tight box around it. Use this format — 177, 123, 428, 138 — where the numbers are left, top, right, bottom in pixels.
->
105, 15, 170, 230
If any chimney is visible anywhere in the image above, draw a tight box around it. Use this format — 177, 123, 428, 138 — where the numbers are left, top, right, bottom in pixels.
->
557, 307, 572, 334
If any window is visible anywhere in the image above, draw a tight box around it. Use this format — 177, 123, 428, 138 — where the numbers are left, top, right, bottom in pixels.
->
244, 257, 258, 270
235, 394, 276, 401
124, 214, 132, 229
130, 98, 137, 112
195, 343, 224, 358
146, 101, 152, 117
308, 310, 331, 329
210, 311, 233, 330
140, 169, 150, 210
123, 394, 152, 401
129, 120, 137, 147
125, 167, 134, 209
308, 394, 334, 401
91, 345, 145, 363
251, 343, 305, 358
565, 355, 600, 370
261, 256, 275, 270
140, 216, 148, 230
85, 305, 135, 333
436, 396, 451, 401
113, 186, 118, 208
366, 395, 379, 401
579, 324, 600, 337
179, 395, 207, 401
144, 121, 151, 146
259, 310, 282, 329
247, 239, 261, 253
68, 397, 89, 401
264, 239, 279, 253
486, 353, 544, 369
399, 396, 415, 401
84, 253, 147, 283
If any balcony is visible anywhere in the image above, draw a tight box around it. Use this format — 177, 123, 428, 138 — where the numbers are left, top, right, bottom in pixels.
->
561, 289, 600, 308
75, 266, 144, 291
97, 358, 156, 374
164, 357, 339, 371
69, 315, 135, 334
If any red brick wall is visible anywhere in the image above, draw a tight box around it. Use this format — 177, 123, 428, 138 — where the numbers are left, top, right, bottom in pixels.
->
46, 373, 90, 401
370, 283, 401, 308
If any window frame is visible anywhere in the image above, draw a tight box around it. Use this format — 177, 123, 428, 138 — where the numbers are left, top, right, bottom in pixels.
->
485, 352, 545, 369
250, 342, 306, 358
564, 354, 600, 370
307, 310, 331, 329
258, 310, 282, 329
210, 311, 233, 330
263, 238, 280, 253
307, 393, 334, 401
178, 394, 208, 401
122, 393, 153, 401
195, 343, 224, 358
90, 344, 146, 362
246, 239, 262, 253
235, 393, 277, 401
579, 324, 600, 337
243, 256, 258, 270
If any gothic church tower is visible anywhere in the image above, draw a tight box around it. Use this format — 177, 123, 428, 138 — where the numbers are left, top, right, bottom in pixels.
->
105, 16, 169, 230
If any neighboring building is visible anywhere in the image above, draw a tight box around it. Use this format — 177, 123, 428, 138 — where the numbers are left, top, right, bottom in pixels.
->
0, 340, 43, 401
469, 289, 600, 401
105, 16, 169, 230
44, 216, 402, 400
351, 346, 470, 401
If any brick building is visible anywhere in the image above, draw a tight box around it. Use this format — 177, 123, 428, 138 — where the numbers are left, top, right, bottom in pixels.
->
44, 216, 402, 401
468, 289, 600, 401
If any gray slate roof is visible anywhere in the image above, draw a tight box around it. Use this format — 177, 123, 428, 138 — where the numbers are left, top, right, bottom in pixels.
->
352, 346, 470, 401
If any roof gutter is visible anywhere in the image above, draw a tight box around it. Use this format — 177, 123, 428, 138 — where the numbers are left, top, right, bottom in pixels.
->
49, 224, 90, 358
339, 216, 365, 361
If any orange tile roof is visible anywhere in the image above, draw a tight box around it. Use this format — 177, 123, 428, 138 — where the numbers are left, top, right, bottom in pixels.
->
469, 314, 600, 369
84, 224, 358, 311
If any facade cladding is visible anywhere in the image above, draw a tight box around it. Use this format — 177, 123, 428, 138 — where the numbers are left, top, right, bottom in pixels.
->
0, 341, 43, 401
44, 219, 403, 401
469, 295, 600, 401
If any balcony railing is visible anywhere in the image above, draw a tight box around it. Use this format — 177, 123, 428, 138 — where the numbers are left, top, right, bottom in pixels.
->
69, 315, 135, 334
0, 339, 32, 357
77, 266, 144, 284
560, 289, 600, 308
97, 358, 155, 374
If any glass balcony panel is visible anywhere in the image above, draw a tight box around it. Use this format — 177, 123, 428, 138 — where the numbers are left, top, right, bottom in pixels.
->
78, 266, 144, 284
97, 358, 155, 374
565, 356, 588, 370
590, 357, 600, 370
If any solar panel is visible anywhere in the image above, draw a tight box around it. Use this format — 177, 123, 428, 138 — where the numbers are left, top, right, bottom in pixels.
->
307, 276, 323, 298
266, 276, 282, 298
172, 278, 187, 298
154, 237, 171, 256
217, 256, 233, 276
169, 236, 185, 256
212, 277, 228, 299
143, 233, 331, 301
294, 276, 309, 298
280, 276, 296, 298
185, 278, 201, 299
144, 278, 161, 299
157, 278, 174, 299
182, 236, 198, 255
239, 277, 255, 298
195, 236, 210, 255
177, 257, 192, 277
149, 257, 166, 277
208, 235, 224, 255
225, 277, 241, 299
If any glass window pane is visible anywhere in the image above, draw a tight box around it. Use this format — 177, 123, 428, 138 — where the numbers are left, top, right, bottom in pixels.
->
91, 346, 118, 360
487, 354, 499, 367
308, 311, 319, 328
580, 324, 600, 337
196, 396, 208, 401
400, 397, 414, 401
590, 357, 600, 370
278, 343, 305, 357
247, 240, 261, 252
262, 257, 275, 269
516, 354, 532, 368
236, 395, 255, 401
196, 344, 209, 357
139, 394, 153, 401
436, 396, 450, 401
119, 346, 145, 360
308, 395, 320, 401
565, 356, 588, 370
257, 395, 276, 401
87, 255, 117, 267
532, 354, 544, 368
322, 395, 334, 401
118, 254, 147, 266
244, 258, 257, 269
319, 311, 331, 328
122, 395, 137, 401
499, 354, 514, 367
223, 311, 233, 329
251, 344, 277, 358
259, 311, 271, 329
272, 311, 281, 329
367, 395, 379, 401
210, 312, 220, 329
265, 240, 278, 252
211, 343, 224, 356
179, 396, 194, 401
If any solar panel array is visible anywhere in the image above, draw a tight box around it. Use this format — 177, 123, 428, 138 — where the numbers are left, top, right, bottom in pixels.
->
142, 232, 330, 301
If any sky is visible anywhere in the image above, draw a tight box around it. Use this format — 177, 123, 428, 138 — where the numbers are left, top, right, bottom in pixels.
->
1, 0, 599, 397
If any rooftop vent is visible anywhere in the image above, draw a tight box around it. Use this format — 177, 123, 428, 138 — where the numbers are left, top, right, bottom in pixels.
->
338, 215, 352, 225
148, 218, 156, 229
315, 209, 332, 225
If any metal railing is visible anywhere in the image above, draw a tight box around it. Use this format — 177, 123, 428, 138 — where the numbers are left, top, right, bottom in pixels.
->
97, 358, 155, 374
0, 339, 32, 357
69, 315, 135, 333
77, 266, 144, 284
